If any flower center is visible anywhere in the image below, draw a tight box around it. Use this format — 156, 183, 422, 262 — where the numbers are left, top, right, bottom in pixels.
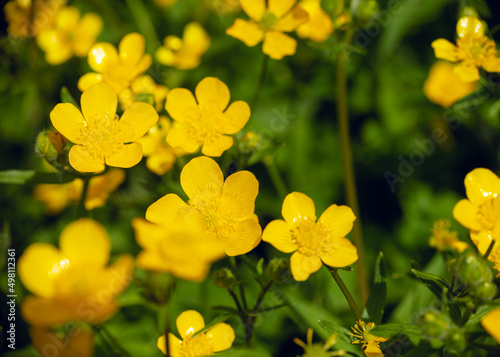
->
181, 334, 214, 357
79, 114, 124, 160
476, 198, 500, 238
186, 106, 221, 146
291, 219, 329, 257
259, 11, 279, 31
191, 199, 235, 242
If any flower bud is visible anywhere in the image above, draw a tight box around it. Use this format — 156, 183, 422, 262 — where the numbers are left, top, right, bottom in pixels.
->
417, 310, 451, 339
335, 12, 352, 30
474, 281, 497, 302
36, 130, 69, 168
444, 327, 467, 353
457, 251, 492, 286
213, 268, 236, 289
135, 93, 156, 108
460, 6, 479, 19
354, 0, 379, 23
239, 131, 261, 154
266, 259, 288, 283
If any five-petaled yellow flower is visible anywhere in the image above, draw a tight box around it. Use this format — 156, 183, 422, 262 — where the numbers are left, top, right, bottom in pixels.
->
296, 0, 334, 43
226, 0, 308, 60
156, 22, 210, 70
18, 218, 133, 327
294, 328, 346, 357
432, 16, 500, 82
350, 321, 388, 357
165, 77, 250, 157
31, 327, 93, 357
37, 6, 102, 65
262, 192, 358, 281
78, 33, 152, 95
157, 310, 235, 356
50, 82, 158, 172
481, 307, 500, 345
146, 156, 262, 256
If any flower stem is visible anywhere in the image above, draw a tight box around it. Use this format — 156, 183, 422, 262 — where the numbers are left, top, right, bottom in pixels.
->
253, 281, 273, 313
327, 266, 362, 322
78, 176, 91, 217
250, 54, 269, 109
229, 256, 248, 310
336, 29, 369, 304
263, 155, 288, 200
483, 240, 496, 260
94, 324, 132, 356
125, 0, 162, 51
459, 304, 474, 326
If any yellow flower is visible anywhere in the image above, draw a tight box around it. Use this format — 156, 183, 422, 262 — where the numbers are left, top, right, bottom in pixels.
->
119, 75, 169, 112
165, 77, 250, 157
294, 328, 346, 357
296, 0, 334, 42
262, 192, 358, 281
226, 0, 309, 60
432, 16, 500, 82
18, 218, 133, 327
350, 321, 388, 357
78, 33, 152, 95
157, 310, 235, 356
481, 307, 500, 344
133, 217, 225, 281
31, 327, 93, 357
50, 82, 158, 172
210, 0, 240, 14
423, 61, 477, 108
146, 156, 262, 256
34, 168, 125, 214
137, 117, 184, 175
156, 22, 210, 70
429, 219, 468, 252
37, 6, 102, 65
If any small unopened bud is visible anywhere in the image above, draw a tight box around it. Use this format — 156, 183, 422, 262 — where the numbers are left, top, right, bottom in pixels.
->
36, 130, 69, 168
417, 310, 450, 339
355, 0, 379, 23
444, 327, 467, 353
213, 268, 236, 289
335, 12, 352, 30
457, 251, 492, 287
135, 93, 156, 108
239, 131, 261, 154
266, 259, 288, 283
460, 6, 479, 19
474, 281, 497, 302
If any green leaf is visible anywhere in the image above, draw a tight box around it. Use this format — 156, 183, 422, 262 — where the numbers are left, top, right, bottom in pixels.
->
362, 252, 387, 324
466, 298, 500, 326
0, 170, 74, 185
372, 323, 443, 349
256, 257, 264, 276
318, 320, 356, 344
441, 288, 461, 324
60, 86, 79, 109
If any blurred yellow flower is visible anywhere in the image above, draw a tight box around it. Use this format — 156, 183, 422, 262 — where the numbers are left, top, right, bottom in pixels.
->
294, 328, 345, 357
132, 217, 225, 281
156, 22, 210, 70
120, 75, 169, 112
146, 156, 262, 256
432, 16, 500, 82
31, 327, 93, 357
165, 77, 250, 157
429, 219, 468, 252
136, 117, 184, 175
50, 82, 158, 172
37, 6, 102, 65
78, 33, 152, 95
350, 321, 388, 357
226, 0, 308, 59
19, 218, 133, 327
296, 0, 334, 42
157, 310, 235, 356
263, 192, 358, 281
423, 61, 477, 108
210, 0, 240, 14
482, 307, 500, 344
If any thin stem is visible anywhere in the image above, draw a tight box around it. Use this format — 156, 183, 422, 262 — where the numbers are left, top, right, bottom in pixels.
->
229, 256, 248, 311
125, 0, 162, 51
250, 54, 269, 109
263, 155, 288, 200
483, 240, 496, 260
459, 304, 474, 326
95, 324, 132, 356
78, 176, 91, 217
327, 267, 362, 322
253, 281, 273, 313
336, 29, 369, 304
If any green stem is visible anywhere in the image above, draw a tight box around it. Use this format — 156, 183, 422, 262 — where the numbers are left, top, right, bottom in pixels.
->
483, 240, 496, 260
229, 257, 248, 310
125, 0, 162, 52
250, 54, 269, 109
228, 289, 244, 314
263, 155, 288, 200
459, 304, 474, 326
95, 324, 132, 356
469, 342, 500, 353
78, 176, 91, 217
327, 267, 362, 322
336, 29, 369, 304
253, 281, 273, 313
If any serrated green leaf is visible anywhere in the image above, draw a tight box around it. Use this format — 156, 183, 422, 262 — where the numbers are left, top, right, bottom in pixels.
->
362, 252, 387, 324
318, 320, 355, 343
0, 170, 74, 185
60, 86, 79, 108
466, 298, 500, 326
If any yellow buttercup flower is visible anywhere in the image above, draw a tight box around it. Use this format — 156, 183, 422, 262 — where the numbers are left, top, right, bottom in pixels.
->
350, 321, 388, 357
296, 0, 334, 42
18, 218, 133, 327
136, 117, 184, 175
424, 61, 477, 108
211, 0, 240, 14
37, 6, 102, 65
50, 82, 158, 172
31, 327, 93, 357
482, 307, 500, 344
165, 77, 250, 157
78, 33, 152, 95
133, 217, 225, 281
34, 168, 125, 214
157, 310, 235, 356
294, 328, 346, 357
226, 0, 309, 60
156, 22, 210, 70
429, 219, 468, 252
262, 192, 358, 281
146, 156, 262, 256
120, 75, 169, 112
432, 16, 500, 82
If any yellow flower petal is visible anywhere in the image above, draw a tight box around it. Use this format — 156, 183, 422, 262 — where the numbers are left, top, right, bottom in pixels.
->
180, 156, 224, 201
88, 42, 118, 73
431, 39, 462, 62
158, 334, 182, 356
165, 88, 199, 123
81, 83, 117, 124
454, 61, 480, 82
73, 13, 103, 57
219, 101, 250, 135
241, 0, 266, 21
282, 192, 316, 225
221, 170, 258, 218
275, 4, 308, 32
133, 217, 164, 250
146, 193, 191, 228
318, 204, 356, 238
56, 7, 80, 32
118, 102, 158, 142
482, 56, 500, 74
226, 18, 265, 47
452, 198, 481, 231
166, 123, 201, 153
98, 254, 134, 298
85, 168, 125, 210
457, 16, 483, 39
320, 237, 358, 268
207, 323, 235, 352
176, 310, 205, 337
31, 327, 94, 357
201, 134, 234, 157
69, 145, 105, 173
262, 30, 297, 59
472, 231, 494, 255
290, 251, 322, 281
296, 0, 333, 42
464, 168, 500, 206
18, 243, 59, 299
59, 218, 110, 268
268, 0, 296, 18
481, 307, 500, 344
50, 103, 85, 143
77, 72, 103, 92
104, 142, 143, 168
262, 219, 297, 253
21, 296, 74, 326
195, 77, 230, 112
224, 217, 262, 256
119, 32, 145, 66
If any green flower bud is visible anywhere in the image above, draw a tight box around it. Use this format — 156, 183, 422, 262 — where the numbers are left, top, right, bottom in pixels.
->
36, 130, 69, 169
457, 251, 492, 286
135, 93, 156, 108
266, 258, 288, 283
355, 0, 379, 23
460, 6, 479, 19
444, 327, 467, 353
213, 268, 235, 289
417, 309, 451, 339
239, 131, 261, 155
474, 281, 497, 302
